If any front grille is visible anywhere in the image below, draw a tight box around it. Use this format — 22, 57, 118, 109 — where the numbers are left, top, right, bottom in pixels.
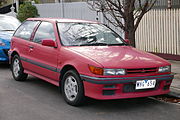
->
3, 49, 9, 57
123, 82, 160, 93
126, 68, 157, 74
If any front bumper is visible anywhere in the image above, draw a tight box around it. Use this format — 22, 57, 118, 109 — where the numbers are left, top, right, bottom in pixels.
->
81, 74, 174, 100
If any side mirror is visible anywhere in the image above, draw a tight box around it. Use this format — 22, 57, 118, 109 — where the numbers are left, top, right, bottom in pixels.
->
42, 39, 57, 48
124, 39, 131, 45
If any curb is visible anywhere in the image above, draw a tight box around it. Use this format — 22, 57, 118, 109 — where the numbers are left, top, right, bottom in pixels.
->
167, 87, 180, 98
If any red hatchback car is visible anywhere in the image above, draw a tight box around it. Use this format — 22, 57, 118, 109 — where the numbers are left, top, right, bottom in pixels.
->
9, 18, 174, 106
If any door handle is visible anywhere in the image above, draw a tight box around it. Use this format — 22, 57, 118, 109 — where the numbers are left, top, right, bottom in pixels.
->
29, 45, 34, 49
28, 45, 34, 52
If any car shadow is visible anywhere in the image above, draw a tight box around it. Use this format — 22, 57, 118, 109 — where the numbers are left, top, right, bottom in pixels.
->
26, 76, 59, 91
84, 96, 164, 109
0, 63, 10, 69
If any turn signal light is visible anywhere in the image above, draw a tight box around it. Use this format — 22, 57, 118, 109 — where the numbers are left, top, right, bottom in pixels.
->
89, 65, 103, 75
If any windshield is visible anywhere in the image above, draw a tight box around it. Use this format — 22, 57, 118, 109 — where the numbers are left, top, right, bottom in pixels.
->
57, 23, 125, 46
0, 16, 21, 31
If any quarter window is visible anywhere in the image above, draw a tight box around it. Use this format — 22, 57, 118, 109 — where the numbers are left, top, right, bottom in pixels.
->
14, 21, 39, 40
33, 22, 56, 43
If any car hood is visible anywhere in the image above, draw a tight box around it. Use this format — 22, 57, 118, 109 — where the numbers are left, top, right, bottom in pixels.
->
0, 31, 14, 42
68, 46, 170, 68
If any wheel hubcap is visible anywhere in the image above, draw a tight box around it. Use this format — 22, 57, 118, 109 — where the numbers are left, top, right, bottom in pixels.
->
13, 58, 20, 77
64, 76, 78, 101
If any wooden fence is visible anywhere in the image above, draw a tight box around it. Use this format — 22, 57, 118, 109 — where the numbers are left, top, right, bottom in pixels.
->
136, 9, 180, 55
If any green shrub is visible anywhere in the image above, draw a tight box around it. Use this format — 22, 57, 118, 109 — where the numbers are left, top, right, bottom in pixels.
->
17, 2, 39, 22
34, 0, 41, 4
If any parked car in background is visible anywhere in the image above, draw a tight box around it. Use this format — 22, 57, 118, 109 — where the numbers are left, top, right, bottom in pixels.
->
0, 15, 20, 63
9, 18, 174, 106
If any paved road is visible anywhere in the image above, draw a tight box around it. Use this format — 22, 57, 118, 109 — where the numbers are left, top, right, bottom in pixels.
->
0, 64, 180, 120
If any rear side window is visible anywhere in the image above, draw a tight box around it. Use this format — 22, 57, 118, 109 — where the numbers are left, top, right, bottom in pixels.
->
14, 21, 39, 40
33, 22, 56, 43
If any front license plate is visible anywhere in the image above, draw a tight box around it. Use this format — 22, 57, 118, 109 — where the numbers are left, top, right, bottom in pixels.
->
135, 79, 156, 90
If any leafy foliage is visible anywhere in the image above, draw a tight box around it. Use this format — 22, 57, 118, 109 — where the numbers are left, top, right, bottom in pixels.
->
17, 2, 39, 22
34, 0, 41, 4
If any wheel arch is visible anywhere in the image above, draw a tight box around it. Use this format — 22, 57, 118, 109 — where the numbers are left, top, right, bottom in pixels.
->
10, 51, 19, 64
60, 64, 79, 83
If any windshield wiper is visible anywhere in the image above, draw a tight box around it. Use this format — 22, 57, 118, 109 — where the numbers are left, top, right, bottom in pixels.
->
1, 30, 14, 31
79, 43, 127, 46
80, 43, 108, 46
107, 43, 127, 46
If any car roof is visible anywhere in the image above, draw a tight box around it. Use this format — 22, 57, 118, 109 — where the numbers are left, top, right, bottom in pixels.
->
27, 18, 100, 24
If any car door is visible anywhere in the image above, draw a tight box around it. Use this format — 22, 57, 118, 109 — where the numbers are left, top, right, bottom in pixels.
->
13, 20, 40, 69
27, 21, 59, 81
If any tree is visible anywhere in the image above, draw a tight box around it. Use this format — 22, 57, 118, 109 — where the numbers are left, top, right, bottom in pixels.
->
17, 2, 39, 22
87, 0, 157, 47
0, 0, 7, 7
34, 0, 41, 4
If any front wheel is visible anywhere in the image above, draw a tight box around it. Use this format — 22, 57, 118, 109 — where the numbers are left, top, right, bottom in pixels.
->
61, 70, 85, 106
11, 55, 28, 81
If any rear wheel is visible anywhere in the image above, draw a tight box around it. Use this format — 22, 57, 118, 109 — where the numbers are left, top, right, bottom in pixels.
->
61, 70, 85, 106
11, 55, 28, 81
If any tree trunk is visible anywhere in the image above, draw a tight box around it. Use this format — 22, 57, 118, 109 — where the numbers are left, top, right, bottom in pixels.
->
124, 0, 136, 47
124, 13, 136, 47
127, 15, 135, 47
127, 29, 136, 47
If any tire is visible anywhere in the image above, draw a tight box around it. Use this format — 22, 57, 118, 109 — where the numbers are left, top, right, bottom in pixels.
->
61, 70, 85, 106
11, 55, 28, 81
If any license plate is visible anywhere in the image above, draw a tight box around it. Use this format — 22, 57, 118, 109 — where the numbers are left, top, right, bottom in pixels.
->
135, 79, 156, 90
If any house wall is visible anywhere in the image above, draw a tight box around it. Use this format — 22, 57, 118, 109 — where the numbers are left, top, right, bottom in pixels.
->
35, 2, 99, 20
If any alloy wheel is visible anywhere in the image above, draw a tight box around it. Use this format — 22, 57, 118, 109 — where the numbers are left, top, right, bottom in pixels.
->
64, 76, 78, 101
13, 58, 20, 78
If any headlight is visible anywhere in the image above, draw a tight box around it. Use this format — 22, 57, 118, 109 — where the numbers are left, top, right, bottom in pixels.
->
89, 65, 126, 75
104, 69, 126, 75
0, 40, 5, 46
158, 66, 171, 73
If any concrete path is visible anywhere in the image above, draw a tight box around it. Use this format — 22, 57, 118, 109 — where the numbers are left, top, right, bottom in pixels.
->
169, 60, 180, 98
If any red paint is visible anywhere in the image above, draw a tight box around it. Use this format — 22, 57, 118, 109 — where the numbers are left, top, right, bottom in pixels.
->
68, 46, 170, 69
9, 18, 174, 100
83, 81, 170, 100
41, 39, 57, 48
151, 52, 180, 61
